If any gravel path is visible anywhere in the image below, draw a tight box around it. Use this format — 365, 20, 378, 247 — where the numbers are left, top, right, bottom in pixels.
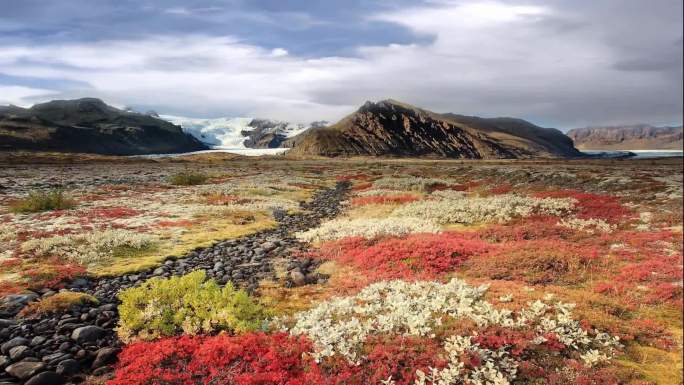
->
0, 182, 349, 385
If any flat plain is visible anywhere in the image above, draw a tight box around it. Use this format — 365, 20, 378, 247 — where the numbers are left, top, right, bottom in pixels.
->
0, 154, 682, 385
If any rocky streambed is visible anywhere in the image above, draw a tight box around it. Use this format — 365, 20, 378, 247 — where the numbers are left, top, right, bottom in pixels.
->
0, 182, 349, 385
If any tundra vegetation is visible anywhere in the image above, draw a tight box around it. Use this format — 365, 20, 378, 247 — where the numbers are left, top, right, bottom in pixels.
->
0, 157, 681, 385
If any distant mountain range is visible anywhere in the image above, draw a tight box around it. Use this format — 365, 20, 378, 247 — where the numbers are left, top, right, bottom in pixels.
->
567, 125, 683, 150
0, 98, 207, 155
8, 97, 677, 158
284, 99, 581, 158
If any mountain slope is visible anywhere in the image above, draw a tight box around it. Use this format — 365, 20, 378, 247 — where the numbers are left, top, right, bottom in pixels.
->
567, 125, 683, 150
285, 99, 581, 158
0, 98, 208, 155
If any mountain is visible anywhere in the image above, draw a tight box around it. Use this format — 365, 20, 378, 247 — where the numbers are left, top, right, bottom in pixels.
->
285, 99, 581, 158
0, 98, 208, 155
162, 116, 321, 149
566, 125, 683, 150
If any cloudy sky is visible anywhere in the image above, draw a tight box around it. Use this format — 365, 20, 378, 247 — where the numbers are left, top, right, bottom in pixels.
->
0, 0, 681, 129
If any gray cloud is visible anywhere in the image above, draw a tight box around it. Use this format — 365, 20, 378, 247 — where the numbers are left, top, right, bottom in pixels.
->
0, 0, 681, 129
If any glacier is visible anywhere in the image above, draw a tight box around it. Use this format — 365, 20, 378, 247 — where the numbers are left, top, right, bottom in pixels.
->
161, 115, 311, 150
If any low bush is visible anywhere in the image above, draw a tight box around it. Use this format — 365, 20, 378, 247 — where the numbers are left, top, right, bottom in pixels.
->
465, 239, 599, 285
295, 217, 440, 243
322, 336, 446, 385
372, 176, 446, 192
108, 333, 321, 385
19, 291, 98, 317
284, 279, 621, 383
350, 194, 420, 206
19, 258, 87, 291
21, 229, 157, 266
534, 190, 631, 223
10, 189, 76, 213
168, 171, 208, 186
392, 194, 575, 225
117, 270, 269, 341
309, 232, 491, 280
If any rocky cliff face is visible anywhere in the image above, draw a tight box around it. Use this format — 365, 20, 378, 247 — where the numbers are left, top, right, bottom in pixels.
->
286, 100, 581, 158
567, 125, 683, 150
0, 98, 208, 155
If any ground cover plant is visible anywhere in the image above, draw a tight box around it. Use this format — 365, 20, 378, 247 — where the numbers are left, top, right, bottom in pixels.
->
117, 270, 269, 341
168, 171, 209, 185
18, 290, 99, 317
9, 188, 76, 213
0, 158, 681, 385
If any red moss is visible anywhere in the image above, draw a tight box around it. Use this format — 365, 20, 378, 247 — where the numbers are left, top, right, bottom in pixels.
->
84, 207, 142, 219
20, 258, 86, 290
310, 232, 492, 281
534, 190, 631, 223
323, 336, 446, 385
351, 182, 373, 191
350, 194, 420, 206
429, 183, 469, 192
108, 333, 323, 385
466, 239, 599, 285
336, 174, 370, 182
489, 184, 513, 195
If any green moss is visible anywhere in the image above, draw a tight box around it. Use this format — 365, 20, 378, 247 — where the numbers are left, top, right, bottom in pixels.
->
117, 271, 269, 341
10, 189, 76, 213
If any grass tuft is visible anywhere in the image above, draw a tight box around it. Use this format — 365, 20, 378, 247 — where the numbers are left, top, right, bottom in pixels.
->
19, 291, 99, 317
10, 189, 76, 213
168, 171, 208, 186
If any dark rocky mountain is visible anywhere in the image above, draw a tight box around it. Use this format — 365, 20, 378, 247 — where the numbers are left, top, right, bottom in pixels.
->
0, 98, 208, 155
567, 125, 683, 150
285, 99, 581, 158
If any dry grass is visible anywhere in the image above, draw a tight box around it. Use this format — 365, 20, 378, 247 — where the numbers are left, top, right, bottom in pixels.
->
94, 212, 276, 276
19, 291, 99, 317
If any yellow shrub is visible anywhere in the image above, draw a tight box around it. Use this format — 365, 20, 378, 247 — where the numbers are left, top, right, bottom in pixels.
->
117, 271, 269, 341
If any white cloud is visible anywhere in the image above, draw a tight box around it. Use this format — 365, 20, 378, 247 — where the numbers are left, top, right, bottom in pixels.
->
0, 1, 680, 128
164, 7, 191, 15
271, 48, 289, 57
0, 85, 58, 106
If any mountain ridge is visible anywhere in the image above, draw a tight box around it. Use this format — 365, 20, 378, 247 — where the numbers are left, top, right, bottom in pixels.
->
285, 99, 582, 158
567, 125, 683, 150
0, 98, 208, 155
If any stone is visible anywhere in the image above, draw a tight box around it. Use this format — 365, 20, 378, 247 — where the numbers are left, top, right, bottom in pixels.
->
1, 338, 29, 354
91, 347, 119, 369
25, 371, 64, 385
70, 326, 105, 344
30, 337, 47, 347
0, 319, 16, 328
1, 293, 39, 310
289, 270, 306, 287
69, 278, 88, 288
55, 359, 79, 376
8, 346, 31, 361
5, 361, 46, 380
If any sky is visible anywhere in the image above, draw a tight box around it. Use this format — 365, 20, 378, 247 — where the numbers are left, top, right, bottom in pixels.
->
0, 0, 681, 130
